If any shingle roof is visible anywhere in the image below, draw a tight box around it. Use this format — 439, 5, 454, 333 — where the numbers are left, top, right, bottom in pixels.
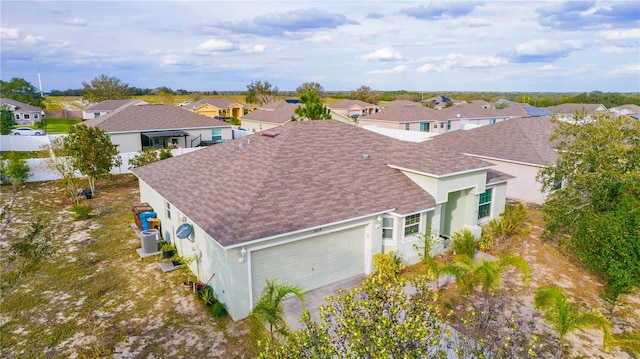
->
83, 104, 228, 133
362, 101, 436, 123
132, 120, 493, 247
329, 100, 376, 110
84, 99, 142, 112
542, 103, 607, 114
423, 116, 558, 166
190, 98, 245, 110
609, 104, 640, 116
241, 102, 299, 124
0, 98, 42, 112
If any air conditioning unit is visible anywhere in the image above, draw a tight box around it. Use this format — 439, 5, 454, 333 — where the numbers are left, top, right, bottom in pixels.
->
140, 229, 160, 254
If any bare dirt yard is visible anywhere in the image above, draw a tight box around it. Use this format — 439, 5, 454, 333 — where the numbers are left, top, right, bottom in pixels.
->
1, 176, 638, 358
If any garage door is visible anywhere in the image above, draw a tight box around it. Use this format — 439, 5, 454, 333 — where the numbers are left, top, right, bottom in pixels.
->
251, 225, 365, 303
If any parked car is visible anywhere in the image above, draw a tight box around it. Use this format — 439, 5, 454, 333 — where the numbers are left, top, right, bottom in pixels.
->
10, 127, 45, 136
178, 101, 191, 107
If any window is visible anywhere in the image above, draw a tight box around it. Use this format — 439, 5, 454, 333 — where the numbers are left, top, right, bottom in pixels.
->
447, 121, 451, 130
478, 188, 493, 219
94, 112, 101, 118
165, 202, 172, 220
24, 114, 30, 120
489, 118, 496, 124
405, 123, 410, 130
211, 128, 222, 142
420, 122, 430, 132
382, 217, 394, 240
553, 180, 563, 191
34, 113, 39, 119
440, 123, 444, 128
14, 114, 20, 120
404, 213, 420, 236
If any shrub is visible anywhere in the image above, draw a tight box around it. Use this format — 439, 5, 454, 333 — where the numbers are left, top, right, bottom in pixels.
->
158, 148, 173, 160
2, 154, 31, 188
373, 251, 403, 283
451, 229, 476, 258
478, 234, 494, 251
70, 202, 91, 220
208, 302, 227, 317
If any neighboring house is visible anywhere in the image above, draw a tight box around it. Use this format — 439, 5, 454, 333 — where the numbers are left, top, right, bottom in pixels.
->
131, 120, 511, 320
82, 99, 146, 120
239, 100, 299, 133
358, 100, 438, 132
0, 98, 43, 126
328, 99, 379, 119
83, 104, 232, 153
423, 116, 558, 204
187, 98, 248, 119
542, 103, 607, 121
609, 104, 640, 120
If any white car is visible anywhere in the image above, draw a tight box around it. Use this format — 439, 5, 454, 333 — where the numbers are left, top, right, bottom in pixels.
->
178, 101, 191, 107
10, 127, 45, 136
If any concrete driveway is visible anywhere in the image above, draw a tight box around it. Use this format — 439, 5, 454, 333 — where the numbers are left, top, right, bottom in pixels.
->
282, 275, 366, 331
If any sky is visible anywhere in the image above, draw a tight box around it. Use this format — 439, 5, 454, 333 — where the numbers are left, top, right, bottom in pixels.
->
1, 1, 639, 93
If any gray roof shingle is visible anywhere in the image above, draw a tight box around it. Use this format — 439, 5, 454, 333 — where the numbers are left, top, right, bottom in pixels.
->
132, 120, 493, 247
0, 98, 42, 112
83, 104, 228, 133
423, 116, 558, 166
84, 99, 143, 112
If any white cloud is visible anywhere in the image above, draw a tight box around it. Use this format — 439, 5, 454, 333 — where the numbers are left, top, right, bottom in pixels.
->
599, 28, 640, 40
1, 27, 20, 39
537, 64, 560, 71
24, 35, 45, 45
161, 55, 182, 65
68, 17, 88, 26
600, 46, 638, 54
607, 63, 640, 75
306, 34, 332, 43
362, 47, 403, 62
367, 65, 407, 75
514, 39, 583, 56
242, 44, 266, 54
196, 39, 235, 52
417, 54, 507, 72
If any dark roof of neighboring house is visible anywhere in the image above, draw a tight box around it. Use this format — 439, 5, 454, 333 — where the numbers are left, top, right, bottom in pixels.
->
242, 101, 299, 124
84, 99, 143, 112
190, 98, 245, 110
329, 100, 376, 110
542, 103, 607, 114
132, 120, 494, 247
0, 98, 42, 112
83, 104, 228, 133
423, 116, 558, 166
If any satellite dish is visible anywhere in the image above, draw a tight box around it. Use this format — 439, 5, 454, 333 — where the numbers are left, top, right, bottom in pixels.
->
176, 223, 193, 239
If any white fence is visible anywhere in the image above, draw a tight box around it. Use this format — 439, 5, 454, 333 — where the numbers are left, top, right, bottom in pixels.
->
5, 147, 202, 183
0, 134, 60, 151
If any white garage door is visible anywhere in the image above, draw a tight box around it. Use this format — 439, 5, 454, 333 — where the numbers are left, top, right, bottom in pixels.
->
251, 225, 365, 303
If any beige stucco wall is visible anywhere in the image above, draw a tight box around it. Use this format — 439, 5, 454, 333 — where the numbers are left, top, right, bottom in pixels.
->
478, 158, 547, 204
109, 132, 142, 153
240, 120, 281, 134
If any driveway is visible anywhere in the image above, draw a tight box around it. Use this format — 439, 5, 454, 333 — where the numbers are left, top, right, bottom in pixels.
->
282, 275, 366, 331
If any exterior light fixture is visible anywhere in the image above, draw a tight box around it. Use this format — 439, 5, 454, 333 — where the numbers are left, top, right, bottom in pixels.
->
239, 247, 247, 263
375, 215, 382, 229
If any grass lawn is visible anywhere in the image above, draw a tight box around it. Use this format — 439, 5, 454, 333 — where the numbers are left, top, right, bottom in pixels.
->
43, 118, 82, 134
0, 150, 49, 159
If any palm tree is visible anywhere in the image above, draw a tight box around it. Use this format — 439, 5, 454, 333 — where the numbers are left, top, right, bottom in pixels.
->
534, 285, 611, 359
610, 330, 640, 355
250, 279, 305, 346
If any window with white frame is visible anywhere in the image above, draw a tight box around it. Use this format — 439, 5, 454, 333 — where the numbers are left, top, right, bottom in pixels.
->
382, 217, 394, 240
24, 114, 30, 119
165, 201, 172, 220
478, 188, 493, 219
212, 128, 222, 142
404, 213, 420, 236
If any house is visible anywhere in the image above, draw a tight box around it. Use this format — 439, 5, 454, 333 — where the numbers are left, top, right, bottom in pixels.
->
328, 99, 378, 119
423, 116, 558, 204
82, 99, 146, 120
131, 120, 511, 320
83, 104, 232, 153
0, 98, 44, 126
358, 100, 438, 132
542, 103, 607, 122
239, 100, 299, 133
187, 98, 248, 119
609, 104, 640, 120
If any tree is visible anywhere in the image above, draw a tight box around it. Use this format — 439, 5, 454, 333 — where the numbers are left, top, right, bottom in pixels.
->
250, 279, 304, 351
82, 74, 132, 103
1, 154, 31, 189
128, 148, 173, 169
534, 286, 611, 358
1, 109, 16, 135
292, 89, 331, 121
295, 82, 324, 98
0, 78, 45, 108
45, 137, 82, 204
537, 112, 640, 308
61, 124, 122, 195
245, 80, 279, 106
349, 85, 379, 104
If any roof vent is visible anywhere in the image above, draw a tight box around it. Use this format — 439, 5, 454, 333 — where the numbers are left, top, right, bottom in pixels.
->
239, 143, 244, 149
362, 154, 370, 160
262, 130, 280, 138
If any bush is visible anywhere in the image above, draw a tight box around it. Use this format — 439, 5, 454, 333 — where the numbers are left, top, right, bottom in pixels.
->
373, 251, 403, 283
2, 155, 31, 188
451, 229, 476, 258
208, 302, 227, 317
478, 234, 494, 251
70, 202, 91, 220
